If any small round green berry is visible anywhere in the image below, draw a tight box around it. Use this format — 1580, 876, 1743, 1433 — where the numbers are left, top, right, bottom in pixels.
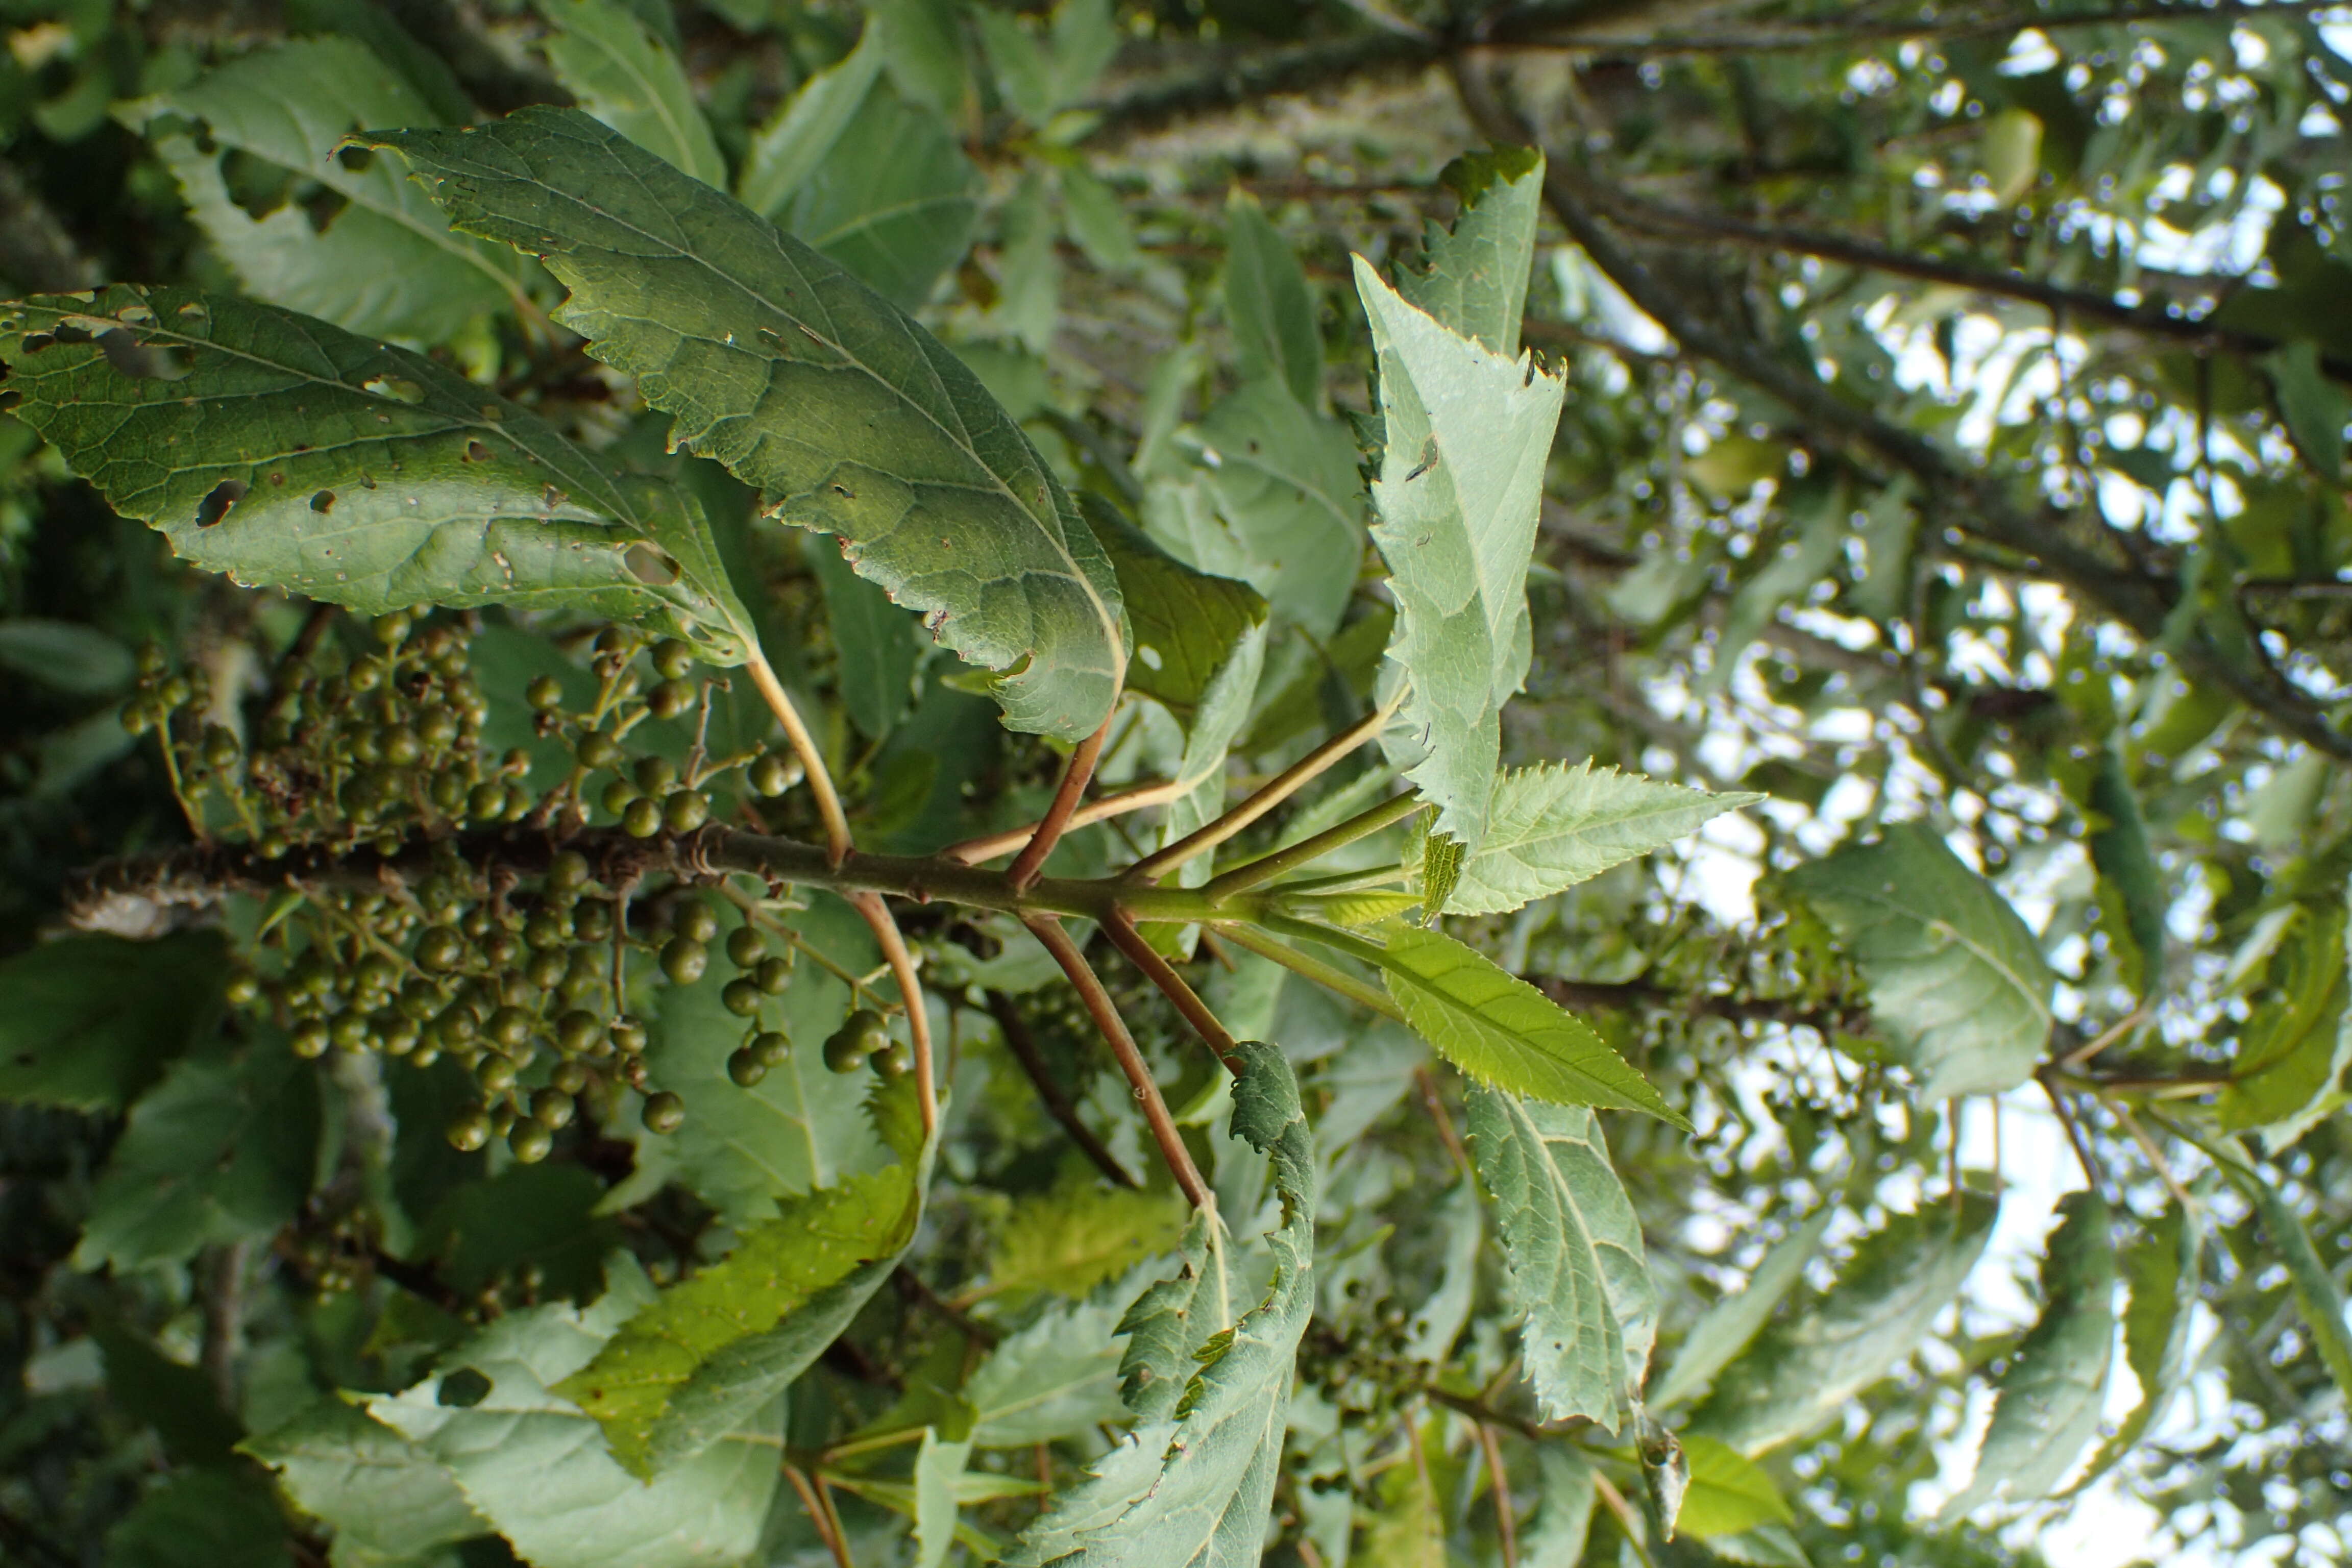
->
525, 911, 570, 951
436, 1006, 480, 1046
550, 1059, 591, 1094
721, 978, 763, 1017
632, 756, 678, 795
490, 1102, 519, 1137
201, 725, 240, 769
467, 781, 508, 820
509, 1120, 554, 1163
555, 1009, 603, 1054
573, 901, 614, 942
725, 926, 766, 968
822, 1028, 868, 1074
623, 797, 664, 838
750, 1030, 791, 1067
642, 1092, 686, 1134
331, 1011, 371, 1050
525, 949, 568, 991
576, 730, 622, 769
673, 901, 719, 943
594, 626, 632, 656
753, 956, 790, 995
610, 1017, 649, 1055
660, 937, 708, 986
727, 1047, 767, 1087
871, 1040, 913, 1082
477, 1055, 519, 1094
548, 850, 592, 892
293, 1018, 331, 1059
646, 679, 694, 720
748, 753, 801, 797
664, 789, 710, 834
448, 1107, 493, 1152
487, 1006, 533, 1051
373, 610, 411, 646
225, 972, 262, 1007
348, 656, 384, 694
526, 674, 564, 710
380, 724, 422, 766
652, 640, 695, 680
530, 1086, 576, 1129
600, 777, 638, 816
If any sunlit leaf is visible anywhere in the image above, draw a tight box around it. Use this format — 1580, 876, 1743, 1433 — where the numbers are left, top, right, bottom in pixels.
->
1447, 762, 1760, 917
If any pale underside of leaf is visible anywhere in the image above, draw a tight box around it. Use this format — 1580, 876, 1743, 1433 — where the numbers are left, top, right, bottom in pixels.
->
370, 108, 1128, 742
1449, 762, 1762, 917
1466, 1085, 1657, 1431
1397, 145, 1545, 357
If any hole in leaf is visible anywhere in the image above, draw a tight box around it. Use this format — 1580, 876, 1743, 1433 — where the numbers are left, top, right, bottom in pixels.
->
194, 478, 249, 529
50, 322, 92, 346
310, 490, 335, 513
624, 544, 679, 586
0, 390, 19, 412
20, 333, 55, 354
218, 148, 300, 222
302, 187, 351, 235
334, 144, 374, 174
97, 330, 191, 381
436, 1367, 492, 1408
464, 439, 491, 462
361, 374, 424, 405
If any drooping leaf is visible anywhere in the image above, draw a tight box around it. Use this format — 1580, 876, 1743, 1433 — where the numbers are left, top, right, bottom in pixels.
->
2264, 340, 2347, 480
1192, 378, 1366, 636
1784, 824, 2052, 1100
0, 287, 757, 664
1003, 1042, 1314, 1567
106, 1467, 293, 1568
534, 0, 726, 188
2067, 1202, 2200, 1493
1355, 258, 1567, 856
1676, 1435, 1797, 1540
121, 38, 531, 344
738, 23, 887, 218
1086, 493, 1268, 719
242, 1397, 490, 1562
915, 1421, 975, 1568
1374, 924, 1685, 1124
1465, 1085, 1657, 1430
1225, 190, 1321, 409
368, 1259, 782, 1568
372, 108, 1126, 741
1397, 146, 1545, 356
1447, 762, 1761, 918
2217, 889, 2349, 1149
781, 81, 981, 310
0, 932, 222, 1110
554, 1072, 930, 1475
1693, 1191, 1999, 1454
1650, 1208, 1835, 1409
75, 1033, 322, 1271
1942, 1190, 2117, 1515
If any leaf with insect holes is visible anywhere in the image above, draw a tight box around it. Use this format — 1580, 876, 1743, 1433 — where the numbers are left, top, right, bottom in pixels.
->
1003, 1044, 1313, 1568
369, 108, 1129, 742
0, 286, 758, 664
1356, 258, 1566, 857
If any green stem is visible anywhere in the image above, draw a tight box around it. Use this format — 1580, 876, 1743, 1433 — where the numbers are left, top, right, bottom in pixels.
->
1199, 793, 1426, 900
1265, 863, 1415, 898
1212, 922, 1405, 1024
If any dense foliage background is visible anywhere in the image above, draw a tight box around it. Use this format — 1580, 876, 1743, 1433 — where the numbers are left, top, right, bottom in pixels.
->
0, 0, 2348, 1565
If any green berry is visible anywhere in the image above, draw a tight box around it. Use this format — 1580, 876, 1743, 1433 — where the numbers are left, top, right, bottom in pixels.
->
225, 972, 262, 1007
756, 955, 792, 994
623, 797, 663, 838
373, 610, 411, 646
844, 1009, 888, 1048
468, 781, 508, 820
331, 1011, 371, 1050
576, 730, 622, 769
525, 911, 569, 950
526, 674, 564, 710
477, 1055, 519, 1094
436, 1006, 479, 1045
664, 789, 710, 833
380, 724, 422, 766
642, 1092, 686, 1134
525, 949, 568, 990
594, 627, 632, 656
201, 724, 239, 769
509, 1120, 554, 1163
548, 850, 591, 891
610, 1017, 649, 1055
647, 679, 695, 720
721, 978, 763, 1017
419, 706, 461, 748
725, 926, 766, 968
673, 901, 719, 943
660, 937, 708, 986
727, 1047, 767, 1087
749, 753, 800, 797
600, 777, 638, 816
448, 1108, 492, 1152
556, 1009, 603, 1054
348, 656, 384, 694
632, 756, 678, 795
652, 639, 694, 680
573, 901, 614, 942
293, 1018, 331, 1059
750, 1030, 791, 1067
822, 1027, 868, 1074
550, 1059, 591, 1094
529, 1086, 576, 1129
487, 1006, 532, 1050
871, 1040, 913, 1082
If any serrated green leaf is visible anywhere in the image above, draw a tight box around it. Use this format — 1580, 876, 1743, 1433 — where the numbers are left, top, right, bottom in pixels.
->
1943, 1190, 2116, 1515
242, 1398, 489, 1562
1193, 377, 1366, 636
1420, 830, 1465, 921
1086, 493, 1267, 720
1113, 1203, 1230, 1423
1785, 825, 2052, 1100
2240, 1155, 2352, 1406
121, 38, 531, 344
2066, 1202, 2199, 1494
75, 1032, 322, 1271
368, 1259, 781, 1567
555, 1074, 929, 1475
1004, 1042, 1314, 1567
1651, 1208, 1834, 1410
965, 1287, 1140, 1448
1449, 762, 1758, 918
2217, 888, 2349, 1149
1676, 1435, 1796, 1540
534, 0, 725, 188
1355, 257, 1566, 855
916, 1423, 973, 1568
0, 932, 222, 1110
986, 1182, 1190, 1305
783, 81, 980, 310
1466, 1085, 1657, 1430
1225, 191, 1321, 409
0, 286, 757, 664
738, 23, 887, 218
371, 109, 1127, 741
1398, 146, 1544, 356
1373, 924, 1685, 1123
1692, 1191, 1998, 1454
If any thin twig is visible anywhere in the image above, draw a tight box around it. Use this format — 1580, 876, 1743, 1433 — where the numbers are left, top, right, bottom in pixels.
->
1022, 914, 1212, 1209
1101, 909, 1242, 1074
2039, 1073, 2105, 1194
893, 1265, 1003, 1346
2061, 1006, 2148, 1070
852, 890, 937, 1137
783, 1464, 852, 1568
1212, 922, 1408, 1023
743, 651, 852, 865
1415, 1068, 1471, 1173
1129, 697, 1401, 883
940, 776, 1191, 865
2109, 1098, 2198, 1213
1202, 793, 1427, 899
1477, 1420, 1520, 1568
1009, 713, 1115, 890
984, 990, 1142, 1188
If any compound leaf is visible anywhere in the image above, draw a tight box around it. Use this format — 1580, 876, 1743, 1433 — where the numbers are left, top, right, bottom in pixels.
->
1785, 824, 2052, 1100
1397, 146, 1545, 357
1355, 257, 1566, 856
534, 0, 726, 188
1375, 924, 1685, 1124
1943, 1190, 2116, 1515
1003, 1043, 1314, 1568
1466, 1085, 1657, 1431
371, 108, 1126, 741
1693, 1191, 1999, 1454
1450, 762, 1760, 917
0, 286, 757, 664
